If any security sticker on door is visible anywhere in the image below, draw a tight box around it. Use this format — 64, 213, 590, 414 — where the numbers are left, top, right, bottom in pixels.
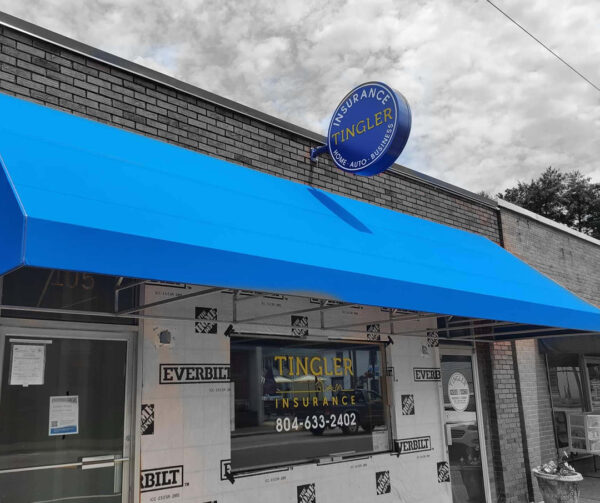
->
49, 396, 79, 435
448, 372, 470, 412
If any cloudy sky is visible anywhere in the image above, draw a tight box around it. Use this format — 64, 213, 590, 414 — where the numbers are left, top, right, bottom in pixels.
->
1, 0, 599, 193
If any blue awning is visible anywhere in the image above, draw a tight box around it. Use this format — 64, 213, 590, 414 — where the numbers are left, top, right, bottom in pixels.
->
1, 93, 599, 331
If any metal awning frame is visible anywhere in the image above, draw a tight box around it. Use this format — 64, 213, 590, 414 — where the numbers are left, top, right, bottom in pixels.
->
0, 276, 596, 345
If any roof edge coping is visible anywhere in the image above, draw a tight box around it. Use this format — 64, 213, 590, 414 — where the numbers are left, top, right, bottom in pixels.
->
499, 198, 600, 247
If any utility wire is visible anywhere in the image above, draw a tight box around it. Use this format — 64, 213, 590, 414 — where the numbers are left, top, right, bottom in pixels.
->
486, 0, 600, 93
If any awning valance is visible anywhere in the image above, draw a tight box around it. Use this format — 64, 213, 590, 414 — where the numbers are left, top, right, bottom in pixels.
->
1, 93, 600, 331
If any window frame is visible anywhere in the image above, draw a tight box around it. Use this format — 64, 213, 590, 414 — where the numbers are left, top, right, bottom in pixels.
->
229, 333, 393, 474
582, 355, 600, 412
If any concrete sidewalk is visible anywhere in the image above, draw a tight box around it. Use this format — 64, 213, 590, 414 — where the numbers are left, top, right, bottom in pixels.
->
576, 456, 600, 502
580, 476, 600, 502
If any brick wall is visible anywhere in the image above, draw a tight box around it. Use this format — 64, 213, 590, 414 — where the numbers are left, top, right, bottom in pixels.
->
489, 341, 530, 503
501, 206, 600, 307
501, 203, 600, 498
0, 24, 500, 243
514, 339, 555, 503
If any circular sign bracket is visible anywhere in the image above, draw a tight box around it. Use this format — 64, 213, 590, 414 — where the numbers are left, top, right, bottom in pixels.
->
310, 145, 328, 162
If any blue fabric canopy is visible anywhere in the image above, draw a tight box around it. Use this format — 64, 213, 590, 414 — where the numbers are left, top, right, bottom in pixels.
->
1, 93, 599, 331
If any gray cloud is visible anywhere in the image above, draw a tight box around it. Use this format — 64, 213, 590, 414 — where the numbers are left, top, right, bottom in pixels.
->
1, 0, 598, 193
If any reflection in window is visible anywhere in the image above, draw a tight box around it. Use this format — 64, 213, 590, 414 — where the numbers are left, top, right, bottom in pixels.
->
1, 267, 138, 324
230, 337, 390, 471
547, 354, 584, 448
585, 359, 600, 411
547, 354, 583, 410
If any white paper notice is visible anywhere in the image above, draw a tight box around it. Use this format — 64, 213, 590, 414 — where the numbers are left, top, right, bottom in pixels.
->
49, 396, 79, 436
372, 429, 389, 452
10, 344, 45, 386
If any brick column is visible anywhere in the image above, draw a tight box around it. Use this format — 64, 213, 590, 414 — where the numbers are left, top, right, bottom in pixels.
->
478, 341, 530, 502
514, 339, 557, 502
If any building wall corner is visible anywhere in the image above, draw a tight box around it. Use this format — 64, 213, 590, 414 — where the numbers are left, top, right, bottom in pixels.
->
486, 341, 531, 503
513, 338, 557, 502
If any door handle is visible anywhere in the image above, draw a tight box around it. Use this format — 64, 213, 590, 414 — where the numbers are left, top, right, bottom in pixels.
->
114, 455, 122, 494
81, 455, 116, 470
445, 424, 453, 446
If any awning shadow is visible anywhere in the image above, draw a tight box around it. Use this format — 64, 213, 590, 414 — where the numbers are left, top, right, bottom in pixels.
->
308, 188, 372, 234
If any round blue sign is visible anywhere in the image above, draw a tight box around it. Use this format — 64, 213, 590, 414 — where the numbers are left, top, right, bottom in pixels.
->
327, 82, 411, 176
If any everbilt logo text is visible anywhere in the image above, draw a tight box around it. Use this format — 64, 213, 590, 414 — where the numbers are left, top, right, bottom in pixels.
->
395, 436, 432, 455
140, 465, 184, 492
159, 364, 230, 384
413, 367, 441, 382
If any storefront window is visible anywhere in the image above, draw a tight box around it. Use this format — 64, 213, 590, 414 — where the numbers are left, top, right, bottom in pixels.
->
584, 357, 600, 411
547, 354, 584, 409
547, 354, 584, 448
230, 337, 391, 471
1, 267, 137, 324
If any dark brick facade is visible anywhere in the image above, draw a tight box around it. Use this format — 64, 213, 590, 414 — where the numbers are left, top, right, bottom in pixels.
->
0, 23, 500, 243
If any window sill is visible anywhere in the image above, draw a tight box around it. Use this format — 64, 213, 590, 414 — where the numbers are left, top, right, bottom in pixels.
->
231, 449, 393, 478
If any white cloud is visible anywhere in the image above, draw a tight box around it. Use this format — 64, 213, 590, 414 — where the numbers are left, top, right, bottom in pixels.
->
1, 0, 598, 194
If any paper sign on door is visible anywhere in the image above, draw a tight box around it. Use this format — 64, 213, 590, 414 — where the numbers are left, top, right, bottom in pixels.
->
49, 396, 79, 436
10, 344, 46, 386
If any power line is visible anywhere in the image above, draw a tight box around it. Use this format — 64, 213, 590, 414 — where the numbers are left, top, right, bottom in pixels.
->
485, 0, 600, 93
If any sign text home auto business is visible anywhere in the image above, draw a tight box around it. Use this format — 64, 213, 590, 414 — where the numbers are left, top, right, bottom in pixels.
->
313, 82, 411, 176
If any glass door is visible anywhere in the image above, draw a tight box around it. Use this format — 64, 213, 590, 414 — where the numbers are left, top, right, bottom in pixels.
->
440, 348, 490, 503
0, 325, 135, 503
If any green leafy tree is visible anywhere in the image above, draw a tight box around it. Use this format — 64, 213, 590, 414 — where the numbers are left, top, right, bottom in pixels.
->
563, 171, 600, 234
498, 167, 600, 239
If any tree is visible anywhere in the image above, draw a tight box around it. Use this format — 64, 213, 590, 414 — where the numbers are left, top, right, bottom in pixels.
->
563, 171, 600, 234
498, 167, 600, 239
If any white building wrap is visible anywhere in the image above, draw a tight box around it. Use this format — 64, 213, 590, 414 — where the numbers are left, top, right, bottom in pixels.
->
139, 284, 452, 503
